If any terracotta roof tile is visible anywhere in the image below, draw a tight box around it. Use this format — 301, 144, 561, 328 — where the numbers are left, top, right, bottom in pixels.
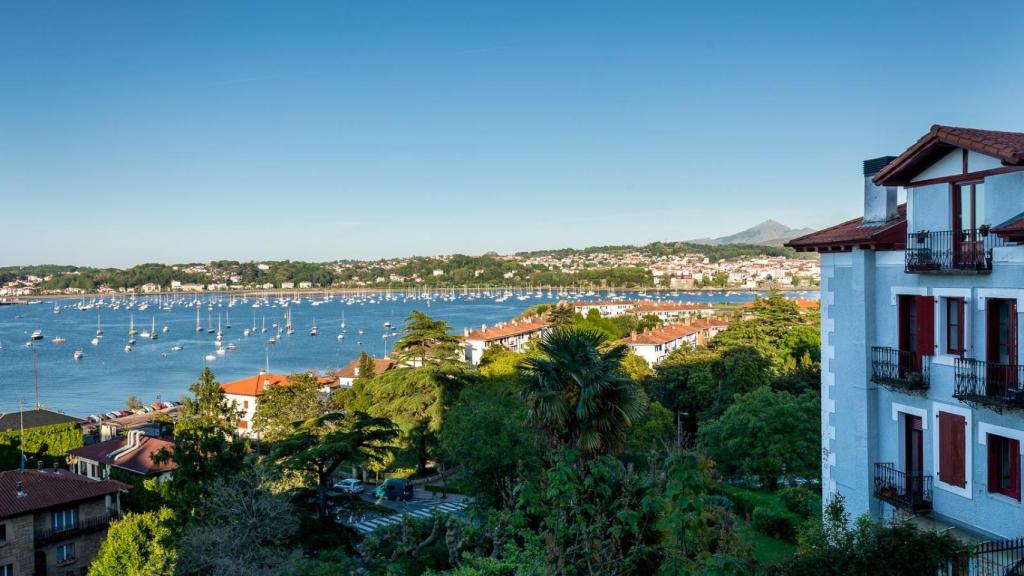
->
336, 358, 397, 379
0, 469, 128, 519
69, 436, 176, 476
220, 373, 289, 397
618, 323, 701, 346
874, 125, 1024, 186
787, 204, 906, 252
464, 320, 550, 342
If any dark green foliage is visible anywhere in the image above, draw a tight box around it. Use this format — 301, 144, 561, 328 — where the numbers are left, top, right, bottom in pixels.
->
520, 326, 648, 457
395, 310, 463, 365
751, 505, 802, 541
0, 421, 83, 470
777, 486, 818, 519
252, 372, 327, 442
774, 495, 963, 576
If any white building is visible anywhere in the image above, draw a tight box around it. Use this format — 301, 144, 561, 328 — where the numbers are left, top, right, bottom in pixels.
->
462, 319, 550, 367
219, 372, 290, 437
618, 323, 700, 366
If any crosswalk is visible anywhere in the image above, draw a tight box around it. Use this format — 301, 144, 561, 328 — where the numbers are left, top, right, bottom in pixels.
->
349, 499, 469, 534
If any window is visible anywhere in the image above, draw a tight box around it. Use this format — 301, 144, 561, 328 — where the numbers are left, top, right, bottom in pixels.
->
243, 400, 249, 410
0, 563, 11, 576
988, 434, 1021, 500
0, 523, 6, 545
238, 420, 248, 430
946, 298, 965, 356
56, 542, 75, 565
938, 412, 966, 488
91, 463, 97, 478
51, 507, 78, 532
954, 181, 986, 232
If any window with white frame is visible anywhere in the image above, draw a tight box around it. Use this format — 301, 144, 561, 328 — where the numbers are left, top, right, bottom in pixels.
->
51, 507, 77, 532
0, 563, 12, 576
56, 542, 75, 564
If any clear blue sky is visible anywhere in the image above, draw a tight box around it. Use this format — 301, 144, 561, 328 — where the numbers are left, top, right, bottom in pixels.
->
2, 1, 1023, 267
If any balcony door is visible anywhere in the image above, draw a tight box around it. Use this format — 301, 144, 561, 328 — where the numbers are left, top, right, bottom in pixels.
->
986, 298, 1018, 396
952, 181, 985, 269
904, 414, 924, 501
899, 295, 934, 375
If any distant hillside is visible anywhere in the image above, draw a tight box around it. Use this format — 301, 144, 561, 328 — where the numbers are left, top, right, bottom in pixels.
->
689, 220, 815, 247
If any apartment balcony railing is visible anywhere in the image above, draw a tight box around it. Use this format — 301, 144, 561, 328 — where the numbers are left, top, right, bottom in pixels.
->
954, 358, 1024, 410
873, 462, 933, 513
870, 347, 930, 392
34, 512, 120, 546
905, 228, 1004, 273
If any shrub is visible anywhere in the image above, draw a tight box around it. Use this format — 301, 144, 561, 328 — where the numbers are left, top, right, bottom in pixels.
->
723, 485, 775, 518
751, 504, 802, 541
778, 486, 817, 518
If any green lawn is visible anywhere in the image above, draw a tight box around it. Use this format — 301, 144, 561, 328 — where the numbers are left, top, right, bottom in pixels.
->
740, 520, 796, 567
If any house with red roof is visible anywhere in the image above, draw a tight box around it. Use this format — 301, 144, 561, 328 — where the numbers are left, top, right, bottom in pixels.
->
68, 431, 176, 482
462, 318, 551, 367
219, 372, 290, 437
0, 468, 127, 575
788, 125, 1024, 542
617, 323, 700, 366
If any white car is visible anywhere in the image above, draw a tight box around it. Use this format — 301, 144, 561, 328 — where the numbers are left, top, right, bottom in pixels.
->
332, 478, 364, 494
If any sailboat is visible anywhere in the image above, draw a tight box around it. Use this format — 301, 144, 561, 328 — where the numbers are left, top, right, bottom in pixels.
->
285, 307, 294, 335
195, 305, 203, 332
149, 317, 158, 340
261, 317, 267, 334
207, 309, 215, 334
129, 313, 137, 337
225, 309, 231, 330
309, 317, 318, 337
96, 313, 104, 336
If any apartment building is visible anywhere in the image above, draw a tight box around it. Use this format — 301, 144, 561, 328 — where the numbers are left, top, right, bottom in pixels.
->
789, 125, 1024, 541
462, 318, 550, 367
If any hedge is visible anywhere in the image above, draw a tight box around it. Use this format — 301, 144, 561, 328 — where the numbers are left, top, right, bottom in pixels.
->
0, 422, 83, 470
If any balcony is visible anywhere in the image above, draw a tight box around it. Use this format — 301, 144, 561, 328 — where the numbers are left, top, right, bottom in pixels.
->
870, 347, 930, 392
954, 358, 1024, 411
905, 228, 1004, 273
873, 462, 932, 513
34, 512, 120, 546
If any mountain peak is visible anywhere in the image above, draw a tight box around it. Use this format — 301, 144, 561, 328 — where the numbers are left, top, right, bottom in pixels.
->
689, 220, 815, 247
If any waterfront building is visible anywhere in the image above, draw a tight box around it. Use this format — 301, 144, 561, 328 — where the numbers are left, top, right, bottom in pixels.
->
0, 469, 127, 576
789, 125, 1024, 541
335, 358, 397, 388
219, 372, 290, 437
617, 323, 700, 366
462, 318, 551, 367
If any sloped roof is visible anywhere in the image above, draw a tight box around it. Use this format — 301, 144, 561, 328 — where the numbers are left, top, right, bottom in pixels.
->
69, 436, 176, 476
874, 125, 1024, 186
464, 320, 550, 342
992, 212, 1024, 242
786, 204, 906, 253
619, 323, 700, 346
336, 358, 397, 379
0, 469, 128, 519
0, 409, 83, 433
220, 373, 289, 397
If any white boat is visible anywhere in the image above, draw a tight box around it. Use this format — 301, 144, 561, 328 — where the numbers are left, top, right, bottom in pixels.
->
73, 349, 84, 360
171, 344, 183, 352
129, 313, 137, 337
195, 306, 203, 332
243, 328, 251, 337
129, 338, 137, 346
149, 317, 158, 340
216, 347, 226, 356
31, 330, 43, 340
162, 325, 169, 333
204, 354, 216, 361
0, 338, 4, 351
337, 334, 344, 341
25, 341, 32, 348
124, 344, 133, 353
90, 337, 100, 346
310, 318, 318, 337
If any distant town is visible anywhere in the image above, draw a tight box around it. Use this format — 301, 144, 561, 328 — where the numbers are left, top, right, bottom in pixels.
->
0, 221, 820, 298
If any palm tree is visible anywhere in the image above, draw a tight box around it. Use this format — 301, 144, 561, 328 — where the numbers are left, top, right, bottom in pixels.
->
520, 326, 648, 457
272, 411, 398, 521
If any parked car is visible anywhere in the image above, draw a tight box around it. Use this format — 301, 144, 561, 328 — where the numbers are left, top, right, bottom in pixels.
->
332, 478, 364, 494
373, 478, 413, 501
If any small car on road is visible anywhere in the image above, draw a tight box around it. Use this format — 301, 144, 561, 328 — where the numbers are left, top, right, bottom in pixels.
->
332, 478, 364, 494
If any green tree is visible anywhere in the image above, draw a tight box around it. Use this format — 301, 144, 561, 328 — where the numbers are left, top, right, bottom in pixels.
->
698, 387, 819, 489
156, 368, 248, 515
440, 379, 543, 508
395, 310, 462, 365
272, 411, 398, 520
252, 373, 326, 442
546, 303, 576, 326
520, 326, 648, 457
357, 351, 376, 380
88, 508, 177, 576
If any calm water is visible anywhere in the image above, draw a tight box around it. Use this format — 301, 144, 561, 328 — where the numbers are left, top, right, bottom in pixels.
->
0, 290, 816, 416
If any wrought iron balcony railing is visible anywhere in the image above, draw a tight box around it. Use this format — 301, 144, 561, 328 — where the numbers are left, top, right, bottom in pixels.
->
954, 358, 1024, 410
870, 347, 930, 391
905, 228, 1004, 273
34, 511, 120, 546
873, 462, 932, 512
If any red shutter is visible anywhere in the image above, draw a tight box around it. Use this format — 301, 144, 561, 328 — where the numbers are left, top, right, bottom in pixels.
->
938, 412, 966, 488
916, 296, 935, 356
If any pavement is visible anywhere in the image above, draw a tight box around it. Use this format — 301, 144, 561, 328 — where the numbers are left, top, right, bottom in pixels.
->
338, 486, 471, 534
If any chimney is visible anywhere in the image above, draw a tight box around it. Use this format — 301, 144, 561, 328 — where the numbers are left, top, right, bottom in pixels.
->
863, 156, 898, 225
16, 480, 25, 497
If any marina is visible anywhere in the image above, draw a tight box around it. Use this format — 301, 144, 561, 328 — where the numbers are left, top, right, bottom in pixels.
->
0, 289, 815, 416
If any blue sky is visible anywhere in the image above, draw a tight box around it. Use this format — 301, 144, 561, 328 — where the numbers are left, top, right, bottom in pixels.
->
2, 1, 1023, 267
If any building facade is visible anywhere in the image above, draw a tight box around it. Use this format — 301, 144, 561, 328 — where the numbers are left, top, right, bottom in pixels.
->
790, 125, 1024, 541
462, 319, 550, 367
0, 469, 127, 576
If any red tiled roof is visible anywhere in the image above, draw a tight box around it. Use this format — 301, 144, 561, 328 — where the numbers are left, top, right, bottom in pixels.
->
69, 436, 176, 476
618, 323, 700, 346
992, 214, 1024, 242
630, 301, 716, 313
220, 373, 289, 396
787, 204, 906, 253
336, 358, 397, 379
0, 469, 128, 519
464, 320, 550, 342
874, 125, 1024, 186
